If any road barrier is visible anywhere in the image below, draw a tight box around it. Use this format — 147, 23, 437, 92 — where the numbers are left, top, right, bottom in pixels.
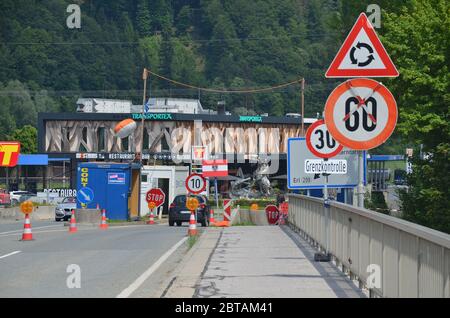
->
287, 194, 450, 298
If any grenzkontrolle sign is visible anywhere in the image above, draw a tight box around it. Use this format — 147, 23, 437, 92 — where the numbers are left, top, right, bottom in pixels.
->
287, 137, 366, 189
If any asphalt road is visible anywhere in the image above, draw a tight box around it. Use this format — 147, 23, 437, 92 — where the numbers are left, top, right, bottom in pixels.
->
0, 220, 188, 298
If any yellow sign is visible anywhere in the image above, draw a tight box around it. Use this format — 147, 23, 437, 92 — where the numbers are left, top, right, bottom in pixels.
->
0, 142, 20, 167
186, 197, 199, 211
20, 201, 34, 214
250, 203, 259, 211
148, 202, 156, 210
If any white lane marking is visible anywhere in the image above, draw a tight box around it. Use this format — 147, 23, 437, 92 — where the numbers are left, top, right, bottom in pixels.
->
0, 224, 62, 235
116, 236, 188, 298
0, 250, 21, 260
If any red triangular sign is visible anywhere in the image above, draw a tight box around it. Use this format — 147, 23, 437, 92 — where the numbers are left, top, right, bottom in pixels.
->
325, 13, 399, 78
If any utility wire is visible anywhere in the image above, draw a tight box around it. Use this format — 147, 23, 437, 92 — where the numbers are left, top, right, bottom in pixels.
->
146, 69, 302, 94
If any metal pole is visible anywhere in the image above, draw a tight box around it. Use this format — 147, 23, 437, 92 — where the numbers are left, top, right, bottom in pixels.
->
324, 174, 329, 255
214, 177, 219, 210
357, 151, 365, 208
301, 78, 305, 135
140, 68, 148, 165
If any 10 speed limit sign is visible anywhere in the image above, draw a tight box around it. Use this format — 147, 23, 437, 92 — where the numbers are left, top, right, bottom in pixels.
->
306, 119, 343, 158
185, 173, 206, 194
324, 78, 397, 150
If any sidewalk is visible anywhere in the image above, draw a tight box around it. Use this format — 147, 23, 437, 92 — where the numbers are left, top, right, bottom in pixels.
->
195, 225, 366, 298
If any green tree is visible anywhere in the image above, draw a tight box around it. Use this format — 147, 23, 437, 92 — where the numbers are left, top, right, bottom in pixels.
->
382, 0, 449, 233
8, 125, 37, 154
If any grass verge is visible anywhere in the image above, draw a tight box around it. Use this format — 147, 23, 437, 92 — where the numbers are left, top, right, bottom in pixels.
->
233, 221, 256, 226
187, 235, 199, 249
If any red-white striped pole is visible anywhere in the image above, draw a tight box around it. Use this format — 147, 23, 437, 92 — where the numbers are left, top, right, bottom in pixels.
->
223, 199, 232, 221
21, 213, 33, 241
146, 209, 155, 225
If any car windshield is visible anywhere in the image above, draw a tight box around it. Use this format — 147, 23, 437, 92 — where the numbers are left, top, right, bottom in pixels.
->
62, 197, 76, 203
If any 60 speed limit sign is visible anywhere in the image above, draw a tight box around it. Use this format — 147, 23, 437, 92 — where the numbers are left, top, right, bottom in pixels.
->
185, 173, 206, 194
324, 78, 397, 150
306, 119, 343, 159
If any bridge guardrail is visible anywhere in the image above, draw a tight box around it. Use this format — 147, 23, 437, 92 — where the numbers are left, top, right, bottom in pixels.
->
287, 193, 450, 298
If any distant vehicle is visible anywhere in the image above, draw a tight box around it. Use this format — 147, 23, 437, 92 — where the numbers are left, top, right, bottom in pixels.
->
55, 197, 76, 222
168, 195, 210, 227
0, 189, 11, 206
9, 191, 36, 206
394, 169, 407, 186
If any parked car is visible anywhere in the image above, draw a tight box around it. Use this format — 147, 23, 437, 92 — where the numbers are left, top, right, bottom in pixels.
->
9, 191, 36, 205
0, 189, 11, 206
168, 195, 210, 227
55, 197, 77, 222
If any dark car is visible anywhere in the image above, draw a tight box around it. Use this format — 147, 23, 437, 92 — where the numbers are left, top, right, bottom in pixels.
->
168, 195, 210, 227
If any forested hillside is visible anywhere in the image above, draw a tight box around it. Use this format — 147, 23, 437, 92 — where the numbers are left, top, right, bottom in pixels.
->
0, 0, 399, 136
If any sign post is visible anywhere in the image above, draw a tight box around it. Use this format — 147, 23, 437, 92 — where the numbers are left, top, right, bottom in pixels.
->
202, 159, 228, 211
306, 120, 343, 261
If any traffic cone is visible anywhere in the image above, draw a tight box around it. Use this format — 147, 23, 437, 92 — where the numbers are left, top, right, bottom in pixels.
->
96, 203, 100, 210
99, 209, 108, 229
21, 213, 33, 241
209, 209, 215, 224
147, 209, 155, 225
69, 209, 77, 233
188, 211, 197, 236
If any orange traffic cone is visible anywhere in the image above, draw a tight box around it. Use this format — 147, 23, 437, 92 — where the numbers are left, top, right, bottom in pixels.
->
147, 209, 155, 225
99, 209, 108, 229
21, 213, 33, 241
69, 209, 77, 233
209, 209, 215, 224
188, 211, 198, 236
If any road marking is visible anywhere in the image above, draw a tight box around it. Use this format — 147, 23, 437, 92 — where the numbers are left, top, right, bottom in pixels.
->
0, 250, 21, 260
0, 224, 62, 235
116, 237, 188, 298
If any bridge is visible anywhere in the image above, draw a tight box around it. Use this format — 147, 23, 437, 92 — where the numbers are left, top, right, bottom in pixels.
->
287, 194, 450, 298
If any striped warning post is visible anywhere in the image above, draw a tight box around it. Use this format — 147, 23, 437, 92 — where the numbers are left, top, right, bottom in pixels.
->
21, 213, 33, 241
223, 199, 232, 221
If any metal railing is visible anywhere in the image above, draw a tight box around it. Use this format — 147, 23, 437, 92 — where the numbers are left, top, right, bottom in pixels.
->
287, 193, 450, 298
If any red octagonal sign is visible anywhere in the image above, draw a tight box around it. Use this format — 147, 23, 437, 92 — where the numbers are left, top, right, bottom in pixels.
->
146, 188, 166, 208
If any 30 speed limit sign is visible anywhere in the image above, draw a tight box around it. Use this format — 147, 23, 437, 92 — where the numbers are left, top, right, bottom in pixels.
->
185, 173, 206, 194
324, 78, 397, 150
306, 119, 343, 158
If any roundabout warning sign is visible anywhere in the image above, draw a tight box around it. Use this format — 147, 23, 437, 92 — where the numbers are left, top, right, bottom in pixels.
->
324, 78, 397, 150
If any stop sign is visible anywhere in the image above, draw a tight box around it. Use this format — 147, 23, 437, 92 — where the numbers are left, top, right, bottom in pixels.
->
265, 205, 280, 225
146, 188, 166, 208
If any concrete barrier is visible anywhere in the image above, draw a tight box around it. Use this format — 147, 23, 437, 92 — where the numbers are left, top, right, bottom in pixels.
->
75, 208, 101, 225
0, 205, 55, 221
231, 209, 269, 226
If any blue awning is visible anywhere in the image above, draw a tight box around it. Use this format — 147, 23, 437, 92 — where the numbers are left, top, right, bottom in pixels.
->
18, 154, 49, 166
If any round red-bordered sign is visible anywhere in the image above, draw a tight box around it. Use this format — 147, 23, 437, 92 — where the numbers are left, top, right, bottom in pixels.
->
185, 173, 207, 194
324, 78, 397, 150
306, 119, 343, 159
